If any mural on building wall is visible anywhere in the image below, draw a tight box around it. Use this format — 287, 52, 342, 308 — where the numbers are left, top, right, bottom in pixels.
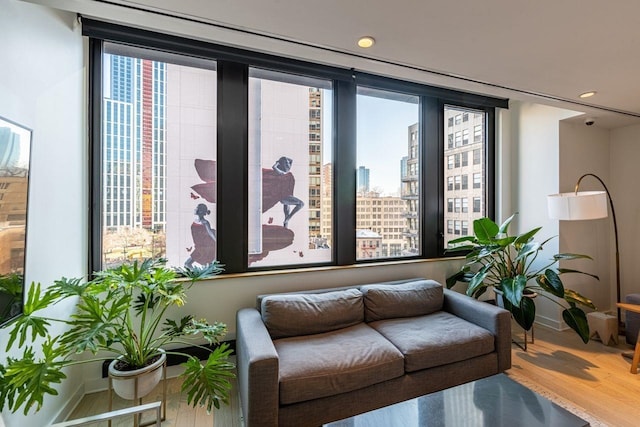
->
185, 159, 217, 268
262, 157, 304, 228
191, 158, 216, 203
249, 156, 302, 265
184, 202, 216, 268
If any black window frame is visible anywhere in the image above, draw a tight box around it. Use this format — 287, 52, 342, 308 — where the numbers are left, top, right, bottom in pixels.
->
84, 19, 505, 273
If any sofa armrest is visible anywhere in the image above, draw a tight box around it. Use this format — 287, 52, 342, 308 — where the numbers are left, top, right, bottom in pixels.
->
443, 289, 511, 372
236, 308, 280, 427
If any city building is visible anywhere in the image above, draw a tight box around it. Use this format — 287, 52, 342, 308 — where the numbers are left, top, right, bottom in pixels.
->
355, 228, 381, 258
356, 192, 407, 258
103, 54, 166, 231
443, 108, 486, 247
401, 123, 419, 254
356, 165, 370, 193
308, 88, 323, 239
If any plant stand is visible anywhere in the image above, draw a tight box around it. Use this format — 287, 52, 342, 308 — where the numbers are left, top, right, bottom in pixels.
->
107, 359, 167, 427
513, 324, 535, 351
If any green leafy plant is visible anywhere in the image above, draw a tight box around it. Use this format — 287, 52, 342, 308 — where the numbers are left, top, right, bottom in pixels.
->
0, 258, 234, 415
446, 214, 598, 343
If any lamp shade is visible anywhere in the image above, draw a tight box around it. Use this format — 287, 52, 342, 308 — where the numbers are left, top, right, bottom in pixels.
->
547, 191, 608, 220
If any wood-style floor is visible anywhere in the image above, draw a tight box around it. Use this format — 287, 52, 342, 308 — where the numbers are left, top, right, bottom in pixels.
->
69, 325, 640, 426
506, 324, 640, 427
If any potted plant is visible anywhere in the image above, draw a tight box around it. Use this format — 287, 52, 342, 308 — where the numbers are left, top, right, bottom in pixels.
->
0, 258, 235, 415
446, 214, 598, 343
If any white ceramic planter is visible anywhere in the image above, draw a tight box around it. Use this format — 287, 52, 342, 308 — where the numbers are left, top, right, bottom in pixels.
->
108, 350, 166, 400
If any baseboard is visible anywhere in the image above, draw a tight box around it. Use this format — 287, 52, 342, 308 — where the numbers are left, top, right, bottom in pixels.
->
533, 314, 566, 331
52, 382, 85, 424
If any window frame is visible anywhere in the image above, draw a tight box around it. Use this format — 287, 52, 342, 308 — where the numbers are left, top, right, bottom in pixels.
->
84, 19, 504, 273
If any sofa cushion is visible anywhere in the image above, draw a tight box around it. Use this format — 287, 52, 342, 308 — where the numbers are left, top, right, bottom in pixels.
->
361, 279, 443, 322
274, 323, 405, 405
261, 289, 364, 339
369, 311, 494, 372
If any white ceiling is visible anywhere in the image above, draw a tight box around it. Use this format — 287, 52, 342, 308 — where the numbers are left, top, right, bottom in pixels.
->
30, 0, 640, 127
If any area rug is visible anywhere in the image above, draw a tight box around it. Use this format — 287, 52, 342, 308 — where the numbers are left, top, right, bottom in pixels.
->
506, 371, 608, 427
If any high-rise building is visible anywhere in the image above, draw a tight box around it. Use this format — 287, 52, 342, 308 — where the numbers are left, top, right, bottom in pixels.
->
357, 166, 370, 193
443, 108, 486, 246
103, 54, 166, 232
308, 88, 322, 239
401, 124, 419, 254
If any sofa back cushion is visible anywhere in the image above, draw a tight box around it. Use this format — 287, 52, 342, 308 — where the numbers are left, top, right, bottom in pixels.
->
361, 279, 443, 322
261, 289, 364, 339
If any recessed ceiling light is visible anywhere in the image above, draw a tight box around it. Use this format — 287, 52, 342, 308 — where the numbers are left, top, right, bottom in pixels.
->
579, 91, 597, 99
357, 36, 375, 48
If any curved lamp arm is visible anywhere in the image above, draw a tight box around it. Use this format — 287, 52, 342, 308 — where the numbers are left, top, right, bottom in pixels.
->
575, 173, 621, 330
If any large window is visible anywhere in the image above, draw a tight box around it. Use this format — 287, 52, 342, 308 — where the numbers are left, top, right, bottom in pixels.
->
247, 69, 333, 267
100, 43, 217, 269
87, 21, 503, 273
356, 87, 420, 260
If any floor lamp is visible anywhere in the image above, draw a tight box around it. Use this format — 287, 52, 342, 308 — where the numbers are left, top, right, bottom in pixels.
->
547, 173, 623, 335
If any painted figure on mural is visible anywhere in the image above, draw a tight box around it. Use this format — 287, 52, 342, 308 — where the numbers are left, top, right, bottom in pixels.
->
185, 203, 216, 268
262, 156, 304, 228
248, 156, 303, 265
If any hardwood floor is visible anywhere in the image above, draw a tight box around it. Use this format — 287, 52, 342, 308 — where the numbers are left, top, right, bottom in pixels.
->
69, 325, 640, 426
506, 324, 640, 427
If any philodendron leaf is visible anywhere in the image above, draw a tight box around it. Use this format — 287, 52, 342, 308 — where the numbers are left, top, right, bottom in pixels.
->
514, 227, 542, 246
445, 243, 477, 253
466, 269, 489, 298
498, 213, 517, 234
553, 253, 593, 261
2, 339, 68, 415
500, 275, 527, 307
562, 307, 590, 344
6, 314, 50, 352
536, 269, 564, 298
502, 295, 536, 331
6, 282, 56, 351
181, 343, 235, 412
557, 268, 600, 281
163, 316, 193, 336
447, 235, 476, 246
494, 235, 517, 247
515, 242, 540, 263
473, 218, 499, 243
446, 268, 474, 288
564, 289, 596, 310
52, 277, 87, 297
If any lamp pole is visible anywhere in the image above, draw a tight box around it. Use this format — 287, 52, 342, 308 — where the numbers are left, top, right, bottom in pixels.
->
575, 173, 623, 334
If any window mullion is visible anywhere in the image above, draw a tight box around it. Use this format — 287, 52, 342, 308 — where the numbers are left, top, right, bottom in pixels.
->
89, 38, 104, 274
217, 60, 249, 273
334, 79, 357, 265
421, 97, 440, 258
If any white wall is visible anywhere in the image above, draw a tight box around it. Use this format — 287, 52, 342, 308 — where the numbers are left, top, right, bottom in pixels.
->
503, 101, 585, 329
558, 122, 611, 314
611, 124, 640, 301
0, 1, 87, 425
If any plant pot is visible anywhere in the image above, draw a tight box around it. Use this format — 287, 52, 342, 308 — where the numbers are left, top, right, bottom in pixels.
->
108, 350, 166, 400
